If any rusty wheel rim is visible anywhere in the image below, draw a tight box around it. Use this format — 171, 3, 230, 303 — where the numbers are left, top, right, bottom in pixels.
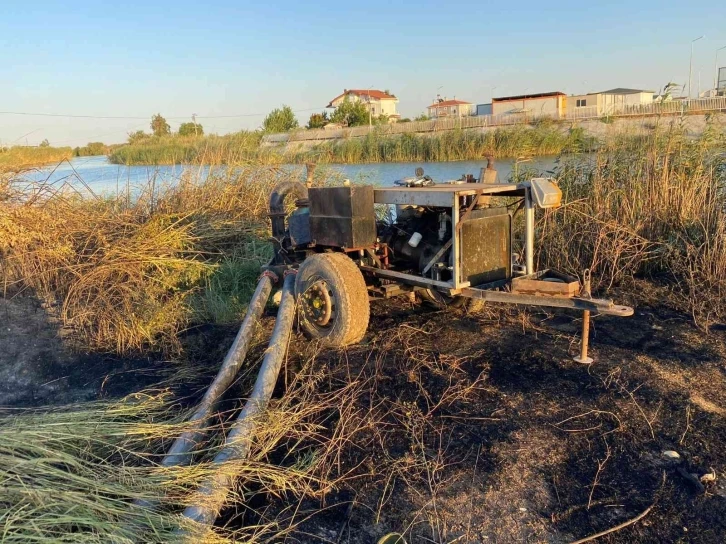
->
303, 281, 334, 327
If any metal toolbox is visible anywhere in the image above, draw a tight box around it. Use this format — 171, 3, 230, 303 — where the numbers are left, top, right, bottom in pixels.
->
308, 186, 376, 248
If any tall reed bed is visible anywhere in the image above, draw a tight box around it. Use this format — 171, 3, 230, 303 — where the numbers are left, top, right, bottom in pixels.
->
299, 124, 593, 164
109, 132, 273, 165
0, 164, 306, 352
538, 122, 726, 326
0, 145, 73, 169
109, 124, 593, 166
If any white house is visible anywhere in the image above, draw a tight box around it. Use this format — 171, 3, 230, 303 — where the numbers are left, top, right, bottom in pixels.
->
427, 99, 475, 119
326, 89, 400, 121
567, 88, 655, 116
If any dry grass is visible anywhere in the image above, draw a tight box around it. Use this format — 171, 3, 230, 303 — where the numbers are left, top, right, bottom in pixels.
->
0, 345, 357, 543
0, 164, 302, 352
0, 146, 73, 170
538, 120, 726, 327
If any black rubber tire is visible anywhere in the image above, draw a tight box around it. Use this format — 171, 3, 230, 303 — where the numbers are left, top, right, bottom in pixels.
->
418, 288, 468, 309
295, 253, 370, 347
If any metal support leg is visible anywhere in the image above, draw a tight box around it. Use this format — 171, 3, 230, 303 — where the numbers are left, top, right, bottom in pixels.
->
524, 189, 535, 275
574, 270, 594, 364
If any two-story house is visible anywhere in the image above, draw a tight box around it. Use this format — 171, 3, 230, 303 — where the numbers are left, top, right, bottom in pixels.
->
326, 89, 400, 121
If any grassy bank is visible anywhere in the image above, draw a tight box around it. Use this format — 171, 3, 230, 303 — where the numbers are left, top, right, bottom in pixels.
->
109, 131, 268, 165
109, 123, 593, 166
0, 145, 73, 170
295, 123, 594, 163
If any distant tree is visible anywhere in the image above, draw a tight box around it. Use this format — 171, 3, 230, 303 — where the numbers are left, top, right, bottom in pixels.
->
127, 130, 148, 144
329, 97, 369, 127
74, 141, 108, 156
151, 114, 171, 137
262, 105, 299, 133
398, 117, 412, 123
178, 122, 203, 137
39, 139, 50, 147
306, 111, 329, 129
414, 113, 430, 121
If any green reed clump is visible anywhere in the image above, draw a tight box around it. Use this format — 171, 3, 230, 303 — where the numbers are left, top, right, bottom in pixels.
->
109, 132, 272, 165
538, 122, 726, 326
297, 124, 594, 164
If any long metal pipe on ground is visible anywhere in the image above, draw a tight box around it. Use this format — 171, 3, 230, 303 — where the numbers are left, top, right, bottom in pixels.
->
180, 272, 297, 528
159, 273, 275, 468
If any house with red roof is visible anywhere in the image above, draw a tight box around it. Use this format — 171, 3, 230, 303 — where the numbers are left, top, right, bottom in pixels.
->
327, 89, 400, 121
427, 97, 475, 119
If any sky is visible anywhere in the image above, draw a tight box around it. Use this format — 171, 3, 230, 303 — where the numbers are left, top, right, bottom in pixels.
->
1, 0, 724, 146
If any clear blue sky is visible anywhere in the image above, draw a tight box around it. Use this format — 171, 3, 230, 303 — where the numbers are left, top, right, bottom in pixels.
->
1, 0, 724, 146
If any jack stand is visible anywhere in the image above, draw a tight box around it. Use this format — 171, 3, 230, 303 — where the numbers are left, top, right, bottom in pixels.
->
574, 269, 594, 364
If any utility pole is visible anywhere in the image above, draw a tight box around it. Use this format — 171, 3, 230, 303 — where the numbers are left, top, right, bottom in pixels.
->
192, 113, 198, 136
715, 46, 726, 92
367, 86, 373, 128
689, 35, 704, 98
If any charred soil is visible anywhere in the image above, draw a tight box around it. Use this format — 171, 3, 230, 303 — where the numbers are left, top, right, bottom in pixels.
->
2, 279, 725, 543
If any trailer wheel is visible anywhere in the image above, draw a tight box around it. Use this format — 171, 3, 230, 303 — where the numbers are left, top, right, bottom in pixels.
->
295, 253, 370, 347
419, 289, 468, 309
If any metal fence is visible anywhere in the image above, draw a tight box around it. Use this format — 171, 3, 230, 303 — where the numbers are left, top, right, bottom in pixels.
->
262, 96, 726, 144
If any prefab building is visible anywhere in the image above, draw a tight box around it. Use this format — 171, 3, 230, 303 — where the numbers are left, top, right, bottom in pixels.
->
491, 92, 566, 118
567, 88, 655, 116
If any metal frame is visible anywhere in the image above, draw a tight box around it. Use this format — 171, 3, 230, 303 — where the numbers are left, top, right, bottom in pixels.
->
368, 181, 634, 318
373, 182, 527, 292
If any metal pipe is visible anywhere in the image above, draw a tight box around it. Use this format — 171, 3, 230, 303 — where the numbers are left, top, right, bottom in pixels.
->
269, 181, 309, 239
162, 274, 274, 467
524, 189, 535, 275
180, 272, 297, 528
130, 274, 274, 515
573, 270, 594, 364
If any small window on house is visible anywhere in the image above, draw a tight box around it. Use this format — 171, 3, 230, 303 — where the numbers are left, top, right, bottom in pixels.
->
576, 99, 587, 107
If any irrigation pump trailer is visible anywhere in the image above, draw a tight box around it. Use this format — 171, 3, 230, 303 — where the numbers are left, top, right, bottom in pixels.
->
265, 169, 633, 361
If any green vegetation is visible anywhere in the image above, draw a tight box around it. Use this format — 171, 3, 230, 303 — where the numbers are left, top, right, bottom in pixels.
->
73, 141, 111, 156
306, 111, 329, 129
262, 104, 299, 133
178, 121, 203, 136
302, 125, 594, 163
329, 96, 369, 126
109, 124, 594, 166
109, 131, 268, 165
0, 144, 73, 170
151, 113, 171, 136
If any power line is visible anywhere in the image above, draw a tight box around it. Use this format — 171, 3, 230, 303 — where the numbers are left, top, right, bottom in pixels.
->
0, 106, 323, 121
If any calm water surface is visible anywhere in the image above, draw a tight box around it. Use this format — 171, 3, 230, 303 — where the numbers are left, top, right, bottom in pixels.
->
22, 155, 560, 196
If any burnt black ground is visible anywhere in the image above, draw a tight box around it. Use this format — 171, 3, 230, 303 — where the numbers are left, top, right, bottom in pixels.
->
257, 281, 726, 543
2, 280, 725, 543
